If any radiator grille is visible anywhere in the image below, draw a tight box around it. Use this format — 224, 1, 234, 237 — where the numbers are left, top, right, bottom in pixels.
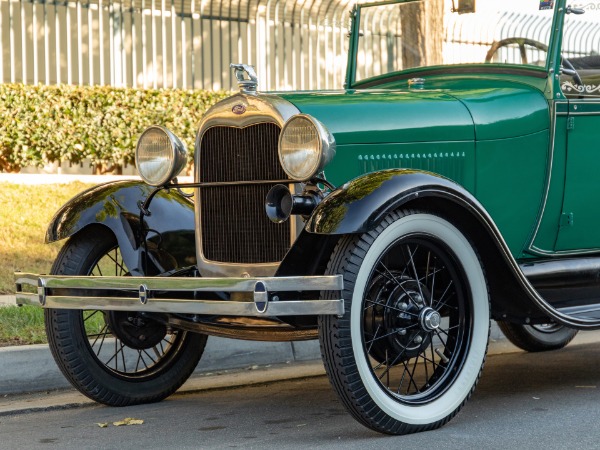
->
198, 123, 291, 264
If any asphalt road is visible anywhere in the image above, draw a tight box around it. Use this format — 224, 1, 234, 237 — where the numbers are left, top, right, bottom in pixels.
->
1, 342, 600, 450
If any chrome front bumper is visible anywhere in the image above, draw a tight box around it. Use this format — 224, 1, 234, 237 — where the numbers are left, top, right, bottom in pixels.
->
15, 273, 344, 317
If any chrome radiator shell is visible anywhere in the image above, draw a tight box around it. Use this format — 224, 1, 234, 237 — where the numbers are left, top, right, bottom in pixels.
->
194, 94, 300, 277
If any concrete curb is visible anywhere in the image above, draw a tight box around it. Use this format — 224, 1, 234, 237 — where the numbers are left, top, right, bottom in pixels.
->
1, 293, 518, 395
0, 322, 515, 396
0, 333, 321, 395
0, 361, 328, 416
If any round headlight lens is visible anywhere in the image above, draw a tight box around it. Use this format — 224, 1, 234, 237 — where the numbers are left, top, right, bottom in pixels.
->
278, 115, 335, 181
136, 126, 187, 186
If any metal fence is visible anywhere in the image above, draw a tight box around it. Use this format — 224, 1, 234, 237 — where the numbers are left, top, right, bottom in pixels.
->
1, 0, 598, 91
0, 0, 353, 91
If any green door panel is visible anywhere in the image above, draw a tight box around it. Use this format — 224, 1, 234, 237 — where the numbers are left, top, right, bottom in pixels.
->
555, 102, 600, 251
528, 111, 569, 256
325, 142, 476, 191
476, 130, 550, 256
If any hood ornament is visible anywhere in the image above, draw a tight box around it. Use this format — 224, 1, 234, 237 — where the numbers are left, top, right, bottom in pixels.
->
230, 63, 258, 94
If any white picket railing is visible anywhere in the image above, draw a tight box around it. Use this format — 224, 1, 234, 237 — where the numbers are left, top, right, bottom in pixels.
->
0, 0, 353, 91
1, 0, 596, 91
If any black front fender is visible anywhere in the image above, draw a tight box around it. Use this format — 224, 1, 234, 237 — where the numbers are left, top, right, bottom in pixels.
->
47, 180, 196, 276
305, 169, 470, 234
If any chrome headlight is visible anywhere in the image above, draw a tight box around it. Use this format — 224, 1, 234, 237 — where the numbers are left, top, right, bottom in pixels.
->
278, 114, 336, 181
135, 126, 187, 186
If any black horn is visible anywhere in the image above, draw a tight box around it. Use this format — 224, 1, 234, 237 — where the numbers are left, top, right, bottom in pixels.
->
265, 184, 320, 223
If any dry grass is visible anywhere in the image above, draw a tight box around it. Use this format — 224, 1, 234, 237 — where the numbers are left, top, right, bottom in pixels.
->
0, 181, 94, 294
0, 181, 121, 345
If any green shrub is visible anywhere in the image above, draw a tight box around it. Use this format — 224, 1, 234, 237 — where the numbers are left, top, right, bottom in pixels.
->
0, 84, 229, 172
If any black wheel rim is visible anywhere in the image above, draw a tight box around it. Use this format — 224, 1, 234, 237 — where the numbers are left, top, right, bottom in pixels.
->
361, 233, 473, 405
78, 246, 187, 380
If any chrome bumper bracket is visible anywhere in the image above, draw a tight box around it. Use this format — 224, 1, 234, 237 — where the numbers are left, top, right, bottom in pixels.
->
15, 273, 345, 317
253, 281, 269, 314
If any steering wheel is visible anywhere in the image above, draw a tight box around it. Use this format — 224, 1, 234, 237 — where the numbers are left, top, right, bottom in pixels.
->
485, 37, 549, 65
561, 57, 585, 96
486, 37, 584, 95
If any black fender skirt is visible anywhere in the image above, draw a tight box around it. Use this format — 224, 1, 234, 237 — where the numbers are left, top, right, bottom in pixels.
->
46, 180, 196, 276
304, 169, 600, 330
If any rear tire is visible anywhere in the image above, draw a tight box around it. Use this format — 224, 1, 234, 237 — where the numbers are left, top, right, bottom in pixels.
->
319, 210, 490, 435
45, 226, 207, 406
498, 321, 578, 352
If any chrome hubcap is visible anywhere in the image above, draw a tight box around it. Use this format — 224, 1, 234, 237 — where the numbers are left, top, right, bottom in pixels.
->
420, 307, 441, 332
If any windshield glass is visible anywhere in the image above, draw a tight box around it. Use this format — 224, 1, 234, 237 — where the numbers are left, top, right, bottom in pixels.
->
354, 0, 556, 83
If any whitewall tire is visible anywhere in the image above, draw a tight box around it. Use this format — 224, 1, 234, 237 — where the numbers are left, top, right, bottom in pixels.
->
319, 210, 490, 434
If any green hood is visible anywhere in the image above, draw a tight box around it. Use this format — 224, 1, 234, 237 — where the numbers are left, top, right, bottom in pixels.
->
277, 90, 474, 145
276, 79, 549, 145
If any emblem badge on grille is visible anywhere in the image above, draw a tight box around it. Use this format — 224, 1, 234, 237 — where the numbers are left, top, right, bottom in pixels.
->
232, 104, 246, 115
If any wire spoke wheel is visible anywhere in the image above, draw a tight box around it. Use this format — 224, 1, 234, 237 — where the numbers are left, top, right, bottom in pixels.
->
363, 237, 470, 403
45, 226, 207, 406
81, 247, 185, 379
319, 211, 490, 435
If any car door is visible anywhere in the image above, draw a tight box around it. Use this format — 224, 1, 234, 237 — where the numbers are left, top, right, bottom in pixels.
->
554, 7, 600, 252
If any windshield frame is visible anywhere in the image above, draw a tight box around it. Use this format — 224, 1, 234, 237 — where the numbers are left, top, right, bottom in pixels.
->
345, 0, 567, 90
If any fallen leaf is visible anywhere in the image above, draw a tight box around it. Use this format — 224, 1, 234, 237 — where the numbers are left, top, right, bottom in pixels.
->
97, 423, 108, 428
113, 417, 144, 426
127, 419, 144, 425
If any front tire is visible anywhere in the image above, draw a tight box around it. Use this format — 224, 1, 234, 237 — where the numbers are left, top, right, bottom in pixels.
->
319, 210, 490, 434
45, 226, 207, 406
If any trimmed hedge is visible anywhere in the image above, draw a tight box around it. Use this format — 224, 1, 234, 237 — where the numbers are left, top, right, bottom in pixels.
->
0, 84, 229, 172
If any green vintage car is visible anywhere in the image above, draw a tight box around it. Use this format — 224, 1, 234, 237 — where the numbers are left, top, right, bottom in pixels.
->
15, 0, 600, 435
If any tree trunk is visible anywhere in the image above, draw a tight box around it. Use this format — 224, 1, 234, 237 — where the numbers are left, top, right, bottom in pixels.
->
400, 0, 444, 69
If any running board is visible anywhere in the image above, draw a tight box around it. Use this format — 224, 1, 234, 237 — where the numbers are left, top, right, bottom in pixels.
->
520, 258, 600, 303
557, 304, 600, 321
520, 257, 600, 323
